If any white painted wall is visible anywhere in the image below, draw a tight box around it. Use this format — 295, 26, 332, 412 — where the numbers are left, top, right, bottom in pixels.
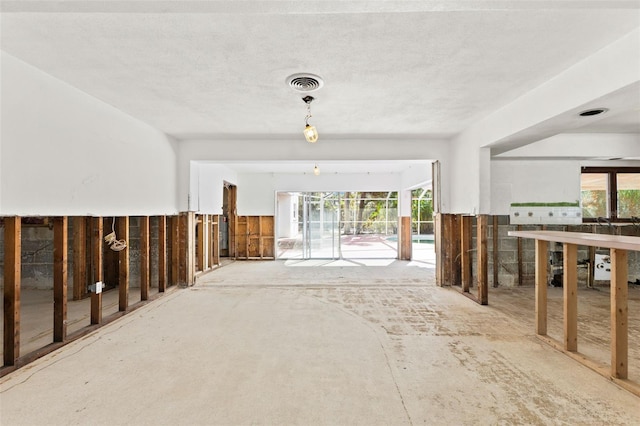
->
193, 163, 238, 214
449, 29, 640, 214
490, 160, 581, 215
496, 133, 640, 158
276, 193, 298, 238
177, 138, 450, 213
237, 172, 403, 216
1, 52, 178, 216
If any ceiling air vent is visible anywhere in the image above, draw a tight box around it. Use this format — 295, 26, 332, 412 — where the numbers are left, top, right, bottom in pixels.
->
286, 73, 324, 93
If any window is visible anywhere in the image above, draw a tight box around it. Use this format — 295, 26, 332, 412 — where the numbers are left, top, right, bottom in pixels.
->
581, 167, 640, 222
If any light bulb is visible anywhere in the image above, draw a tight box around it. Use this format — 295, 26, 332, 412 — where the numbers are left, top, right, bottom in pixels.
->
304, 125, 319, 143
313, 164, 320, 176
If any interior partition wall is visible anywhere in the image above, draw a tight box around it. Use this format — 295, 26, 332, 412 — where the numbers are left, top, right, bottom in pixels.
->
276, 192, 399, 260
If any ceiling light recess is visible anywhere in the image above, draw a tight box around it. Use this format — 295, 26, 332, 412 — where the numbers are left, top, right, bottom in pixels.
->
286, 73, 324, 93
579, 108, 608, 117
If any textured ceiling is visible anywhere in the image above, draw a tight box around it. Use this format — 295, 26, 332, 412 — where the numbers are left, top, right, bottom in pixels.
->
2, 0, 638, 145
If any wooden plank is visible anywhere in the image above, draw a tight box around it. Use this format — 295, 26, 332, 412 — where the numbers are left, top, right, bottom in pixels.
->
517, 224, 523, 286
3, 216, 21, 366
103, 218, 119, 288
236, 216, 248, 259
72, 216, 87, 301
118, 216, 130, 311
452, 215, 461, 285
228, 185, 237, 258
563, 243, 578, 352
443, 214, 453, 285
507, 230, 640, 251
493, 216, 499, 287
261, 216, 275, 259
400, 216, 412, 261
170, 216, 180, 286
53, 217, 68, 342
212, 217, 220, 265
196, 215, 204, 271
91, 217, 103, 325
610, 248, 628, 379
434, 213, 443, 286
535, 239, 548, 335
477, 215, 488, 305
158, 216, 167, 292
202, 215, 210, 270
460, 216, 472, 292
140, 216, 150, 301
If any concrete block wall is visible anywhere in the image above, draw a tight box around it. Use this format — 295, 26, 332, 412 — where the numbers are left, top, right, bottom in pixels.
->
472, 216, 640, 288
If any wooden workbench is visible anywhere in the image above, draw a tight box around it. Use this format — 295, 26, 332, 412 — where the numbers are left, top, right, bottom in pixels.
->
508, 230, 640, 396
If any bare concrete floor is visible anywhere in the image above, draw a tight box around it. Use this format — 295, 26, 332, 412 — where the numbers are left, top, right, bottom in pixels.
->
1, 260, 639, 425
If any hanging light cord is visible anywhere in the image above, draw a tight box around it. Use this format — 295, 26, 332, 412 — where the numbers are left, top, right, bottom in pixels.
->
305, 102, 312, 125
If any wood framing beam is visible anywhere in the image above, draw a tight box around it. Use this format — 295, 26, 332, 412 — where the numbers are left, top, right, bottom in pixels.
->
118, 216, 130, 311
477, 215, 488, 305
400, 216, 412, 260
170, 216, 179, 286
91, 217, 103, 325
610, 248, 628, 379
212, 217, 220, 266
563, 243, 578, 352
3, 216, 21, 366
492, 215, 499, 287
53, 217, 68, 343
452, 215, 461, 286
72, 216, 88, 301
535, 239, 548, 335
460, 216, 472, 292
158, 216, 167, 292
443, 214, 453, 286
517, 225, 523, 286
434, 213, 444, 286
140, 216, 150, 301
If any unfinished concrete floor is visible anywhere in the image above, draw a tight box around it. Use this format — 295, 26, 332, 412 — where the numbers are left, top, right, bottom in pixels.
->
1, 259, 639, 425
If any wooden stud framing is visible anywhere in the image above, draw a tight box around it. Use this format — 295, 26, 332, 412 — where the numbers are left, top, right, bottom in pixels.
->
72, 216, 88, 301
178, 212, 196, 285
563, 243, 578, 352
535, 239, 548, 335
492, 215, 499, 287
610, 248, 628, 379
170, 216, 180, 286
91, 217, 103, 325
140, 216, 150, 301
53, 217, 68, 343
517, 225, 523, 286
3, 216, 21, 366
434, 213, 444, 286
211, 216, 220, 266
158, 216, 167, 292
118, 216, 130, 311
452, 215, 461, 286
460, 216, 472, 292
477, 215, 488, 305
400, 216, 412, 260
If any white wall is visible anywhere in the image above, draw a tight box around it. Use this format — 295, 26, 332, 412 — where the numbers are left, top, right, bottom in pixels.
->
177, 138, 450, 213
1, 52, 178, 216
237, 172, 404, 216
449, 28, 640, 214
192, 163, 238, 214
490, 160, 581, 215
495, 133, 640, 159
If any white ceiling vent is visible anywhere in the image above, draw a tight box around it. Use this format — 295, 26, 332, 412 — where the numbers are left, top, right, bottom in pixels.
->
286, 73, 324, 92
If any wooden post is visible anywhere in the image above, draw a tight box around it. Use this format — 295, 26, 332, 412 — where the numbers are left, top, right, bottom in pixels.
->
492, 215, 499, 287
434, 213, 445, 286
118, 216, 130, 311
53, 217, 68, 343
140, 216, 150, 301
610, 248, 628, 379
170, 216, 180, 286
158, 216, 167, 292
3, 216, 21, 365
443, 214, 453, 286
178, 212, 196, 285
517, 224, 523, 286
563, 243, 578, 352
535, 239, 548, 335
400, 216, 412, 260
212, 216, 220, 266
72, 216, 88, 301
461, 216, 472, 292
91, 217, 103, 325
477, 215, 488, 305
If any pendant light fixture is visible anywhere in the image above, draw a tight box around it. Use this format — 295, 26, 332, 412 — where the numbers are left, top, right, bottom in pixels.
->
302, 95, 318, 143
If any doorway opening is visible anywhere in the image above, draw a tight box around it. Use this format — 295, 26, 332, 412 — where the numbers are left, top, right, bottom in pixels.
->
276, 192, 399, 259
